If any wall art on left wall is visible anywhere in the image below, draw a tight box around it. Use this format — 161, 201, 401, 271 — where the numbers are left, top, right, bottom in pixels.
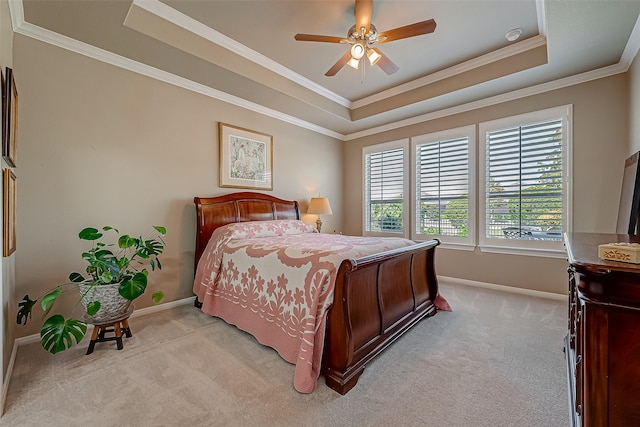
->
3, 67, 18, 167
1, 68, 5, 160
3, 168, 16, 256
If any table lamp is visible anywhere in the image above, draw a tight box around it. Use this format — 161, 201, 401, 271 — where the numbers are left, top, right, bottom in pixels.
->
307, 197, 332, 233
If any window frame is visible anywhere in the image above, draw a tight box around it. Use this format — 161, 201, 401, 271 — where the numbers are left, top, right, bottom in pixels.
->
411, 125, 476, 249
478, 105, 573, 257
362, 139, 410, 238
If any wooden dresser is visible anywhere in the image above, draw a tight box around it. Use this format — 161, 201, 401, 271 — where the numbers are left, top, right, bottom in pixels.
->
564, 233, 640, 427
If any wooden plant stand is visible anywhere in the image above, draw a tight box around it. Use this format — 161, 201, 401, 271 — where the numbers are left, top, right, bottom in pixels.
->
86, 316, 132, 355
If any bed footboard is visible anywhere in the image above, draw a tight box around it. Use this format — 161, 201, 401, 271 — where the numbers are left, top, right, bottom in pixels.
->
322, 239, 441, 394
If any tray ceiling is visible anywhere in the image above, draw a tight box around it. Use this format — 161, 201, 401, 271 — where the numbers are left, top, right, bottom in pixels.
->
14, 0, 640, 139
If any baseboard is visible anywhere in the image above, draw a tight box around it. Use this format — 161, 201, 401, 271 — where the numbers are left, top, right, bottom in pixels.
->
438, 275, 567, 301
1, 296, 194, 417
130, 296, 194, 319
0, 339, 19, 417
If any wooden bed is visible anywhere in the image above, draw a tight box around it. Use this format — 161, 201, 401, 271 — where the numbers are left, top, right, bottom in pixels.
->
193, 191, 444, 394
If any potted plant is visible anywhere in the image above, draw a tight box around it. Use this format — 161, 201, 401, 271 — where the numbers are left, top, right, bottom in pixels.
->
17, 225, 166, 354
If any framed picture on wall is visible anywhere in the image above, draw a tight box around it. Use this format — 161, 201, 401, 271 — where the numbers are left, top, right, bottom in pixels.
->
3, 168, 16, 256
3, 67, 18, 167
1, 68, 5, 160
219, 122, 273, 190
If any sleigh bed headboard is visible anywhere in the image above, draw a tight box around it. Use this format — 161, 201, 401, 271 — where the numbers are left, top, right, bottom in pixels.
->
193, 192, 301, 271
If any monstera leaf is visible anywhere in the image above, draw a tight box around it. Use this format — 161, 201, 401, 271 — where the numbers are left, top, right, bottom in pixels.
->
40, 287, 62, 318
152, 290, 165, 304
118, 272, 148, 301
16, 295, 37, 325
18, 225, 167, 354
40, 315, 87, 354
86, 301, 101, 316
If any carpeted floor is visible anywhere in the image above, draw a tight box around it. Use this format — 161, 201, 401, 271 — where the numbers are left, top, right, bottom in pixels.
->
2, 282, 569, 426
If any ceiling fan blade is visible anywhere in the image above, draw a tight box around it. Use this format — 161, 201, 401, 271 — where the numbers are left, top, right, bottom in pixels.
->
373, 49, 399, 75
378, 19, 437, 43
325, 50, 352, 76
355, 0, 373, 33
294, 34, 346, 43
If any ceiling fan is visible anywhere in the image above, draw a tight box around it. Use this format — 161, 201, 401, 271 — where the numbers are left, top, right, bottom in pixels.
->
294, 0, 436, 76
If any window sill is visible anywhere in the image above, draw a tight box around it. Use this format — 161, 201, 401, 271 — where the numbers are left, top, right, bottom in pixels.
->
364, 231, 408, 239
479, 245, 567, 259
431, 242, 476, 251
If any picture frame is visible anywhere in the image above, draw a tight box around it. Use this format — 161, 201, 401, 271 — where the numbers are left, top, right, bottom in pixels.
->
219, 122, 273, 190
1, 68, 4, 157
3, 168, 16, 256
3, 67, 17, 167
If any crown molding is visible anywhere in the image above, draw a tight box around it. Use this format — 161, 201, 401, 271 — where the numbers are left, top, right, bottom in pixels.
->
7, 0, 23, 32
536, 0, 547, 37
620, 12, 640, 69
344, 62, 627, 140
8, 0, 640, 143
9, 2, 343, 140
351, 35, 547, 109
138, 0, 550, 112
130, 0, 352, 109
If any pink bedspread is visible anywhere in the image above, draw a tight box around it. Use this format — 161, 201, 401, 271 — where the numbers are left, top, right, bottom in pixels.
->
193, 220, 447, 393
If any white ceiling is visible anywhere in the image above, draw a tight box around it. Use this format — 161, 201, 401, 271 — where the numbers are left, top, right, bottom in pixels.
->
163, 0, 541, 101
13, 0, 640, 139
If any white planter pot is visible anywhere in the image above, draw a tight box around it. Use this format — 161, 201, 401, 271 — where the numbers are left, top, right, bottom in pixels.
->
78, 282, 132, 324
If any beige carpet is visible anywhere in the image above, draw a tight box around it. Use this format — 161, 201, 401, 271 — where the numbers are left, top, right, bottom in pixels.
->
2, 282, 568, 426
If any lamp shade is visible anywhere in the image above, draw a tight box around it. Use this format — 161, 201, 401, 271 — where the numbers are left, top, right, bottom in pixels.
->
367, 48, 381, 66
350, 43, 365, 60
347, 56, 360, 70
307, 197, 333, 215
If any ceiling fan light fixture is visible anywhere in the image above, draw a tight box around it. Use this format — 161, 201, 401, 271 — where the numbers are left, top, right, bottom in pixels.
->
350, 42, 365, 60
294, 0, 436, 78
367, 48, 381, 66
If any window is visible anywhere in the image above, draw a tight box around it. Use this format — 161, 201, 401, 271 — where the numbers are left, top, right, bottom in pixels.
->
363, 139, 409, 237
412, 126, 475, 248
479, 105, 572, 256
361, 106, 572, 257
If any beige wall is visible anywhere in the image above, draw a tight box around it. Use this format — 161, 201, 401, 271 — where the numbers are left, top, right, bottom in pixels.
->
630, 52, 640, 155
8, 18, 637, 336
1, 0, 14, 390
344, 74, 629, 294
12, 35, 343, 338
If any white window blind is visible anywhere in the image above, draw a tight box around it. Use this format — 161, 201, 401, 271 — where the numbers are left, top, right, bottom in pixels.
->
480, 105, 571, 255
413, 127, 475, 247
364, 142, 407, 235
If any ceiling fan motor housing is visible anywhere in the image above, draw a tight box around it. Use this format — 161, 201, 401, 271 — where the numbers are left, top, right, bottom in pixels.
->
348, 24, 381, 46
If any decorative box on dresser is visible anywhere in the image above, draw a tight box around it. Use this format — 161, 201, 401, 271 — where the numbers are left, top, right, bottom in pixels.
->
564, 232, 640, 427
